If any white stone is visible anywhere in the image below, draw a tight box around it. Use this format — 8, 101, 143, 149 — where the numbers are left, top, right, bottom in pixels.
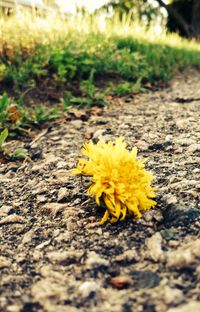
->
193, 168, 200, 173
35, 240, 51, 250
44, 154, 61, 165
6, 305, 21, 312
51, 170, 69, 184
163, 194, 178, 205
165, 135, 173, 143
37, 195, 47, 203
0, 214, 24, 225
93, 129, 106, 140
187, 143, 200, 154
86, 251, 109, 268
78, 281, 100, 298
41, 202, 68, 217
170, 179, 198, 190
31, 164, 45, 173
70, 120, 83, 129
0, 205, 12, 217
56, 161, 67, 169
176, 138, 196, 146
176, 119, 189, 129
115, 249, 139, 262
167, 239, 200, 268
57, 188, 69, 202
46, 250, 82, 263
167, 301, 200, 312
145, 232, 164, 262
135, 140, 149, 151
0, 256, 11, 269
22, 229, 34, 244
163, 286, 183, 305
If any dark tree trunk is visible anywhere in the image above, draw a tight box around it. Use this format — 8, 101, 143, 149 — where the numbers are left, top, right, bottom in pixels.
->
157, 0, 200, 40
191, 0, 200, 39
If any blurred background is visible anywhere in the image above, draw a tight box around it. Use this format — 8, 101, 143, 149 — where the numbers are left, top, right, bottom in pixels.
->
2, 0, 200, 39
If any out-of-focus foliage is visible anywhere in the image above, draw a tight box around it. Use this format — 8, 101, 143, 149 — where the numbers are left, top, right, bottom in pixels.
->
1, 12, 200, 97
99, 0, 200, 40
98, 0, 163, 26
0, 93, 60, 133
1, 11, 200, 133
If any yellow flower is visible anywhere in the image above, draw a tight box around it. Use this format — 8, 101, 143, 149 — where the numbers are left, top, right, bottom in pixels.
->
73, 137, 156, 224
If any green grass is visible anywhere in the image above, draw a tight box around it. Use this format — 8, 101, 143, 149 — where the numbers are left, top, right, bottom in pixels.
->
0, 127, 28, 160
2, 33, 200, 91
1, 12, 200, 133
0, 93, 60, 134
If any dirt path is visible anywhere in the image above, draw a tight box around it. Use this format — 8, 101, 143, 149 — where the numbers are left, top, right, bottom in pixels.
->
0, 69, 200, 312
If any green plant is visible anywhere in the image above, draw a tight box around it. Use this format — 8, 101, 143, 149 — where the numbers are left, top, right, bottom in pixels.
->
0, 129, 9, 152
0, 128, 28, 160
112, 78, 147, 96
0, 94, 10, 128
32, 105, 60, 123
80, 70, 96, 99
112, 81, 133, 96
1, 11, 200, 123
11, 148, 28, 160
61, 91, 73, 111
0, 93, 62, 134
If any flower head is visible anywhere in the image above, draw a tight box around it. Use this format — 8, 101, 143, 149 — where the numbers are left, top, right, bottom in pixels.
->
73, 137, 156, 224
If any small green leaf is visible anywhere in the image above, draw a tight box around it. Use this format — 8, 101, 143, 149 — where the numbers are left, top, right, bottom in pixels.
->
12, 148, 28, 160
0, 128, 8, 149
0, 93, 8, 113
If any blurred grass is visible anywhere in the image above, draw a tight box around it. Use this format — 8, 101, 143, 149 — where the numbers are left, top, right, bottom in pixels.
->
0, 10, 200, 132
1, 12, 200, 91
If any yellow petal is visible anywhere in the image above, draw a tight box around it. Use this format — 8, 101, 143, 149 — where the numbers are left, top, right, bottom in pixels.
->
100, 210, 109, 224
120, 205, 127, 221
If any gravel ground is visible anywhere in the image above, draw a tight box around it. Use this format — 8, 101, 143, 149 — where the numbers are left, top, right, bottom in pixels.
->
0, 69, 200, 312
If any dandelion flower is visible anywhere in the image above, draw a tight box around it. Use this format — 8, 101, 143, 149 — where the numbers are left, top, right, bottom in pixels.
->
73, 137, 156, 224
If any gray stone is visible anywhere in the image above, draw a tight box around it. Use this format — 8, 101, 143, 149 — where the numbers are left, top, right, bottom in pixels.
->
167, 239, 200, 268
47, 250, 83, 265
0, 205, 12, 217
167, 302, 200, 312
0, 214, 24, 225
176, 138, 196, 146
145, 232, 164, 262
131, 270, 161, 290
86, 251, 109, 269
70, 120, 83, 129
115, 249, 139, 263
135, 140, 149, 151
187, 143, 200, 154
57, 188, 70, 202
0, 256, 11, 269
